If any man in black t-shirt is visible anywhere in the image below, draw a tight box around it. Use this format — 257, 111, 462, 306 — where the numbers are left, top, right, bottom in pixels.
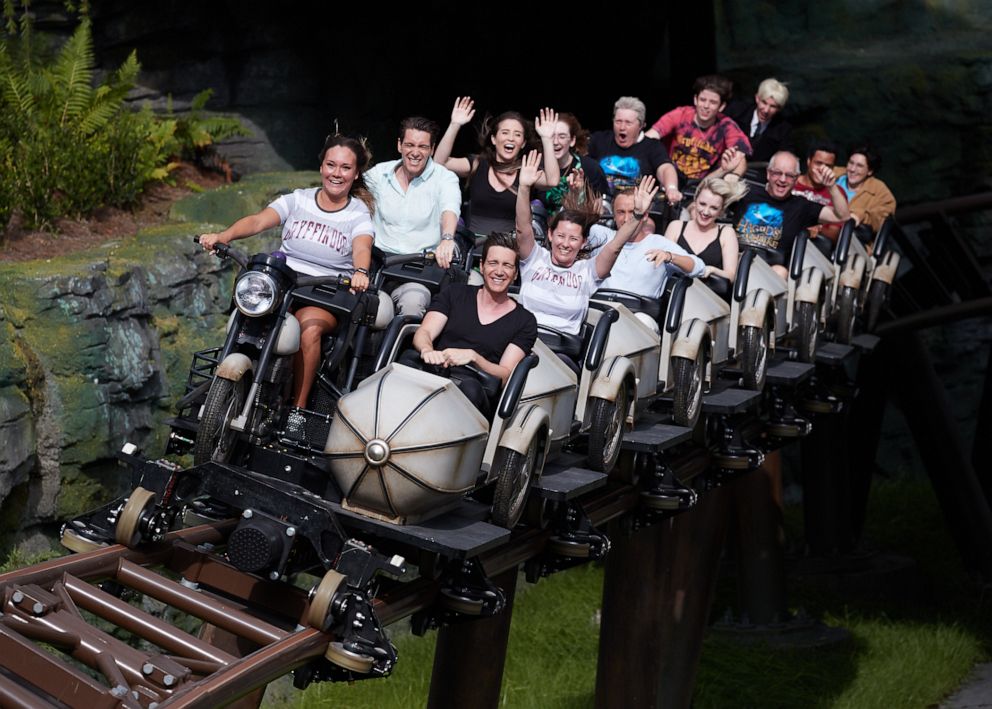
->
731, 151, 850, 278
587, 96, 680, 202
407, 234, 537, 416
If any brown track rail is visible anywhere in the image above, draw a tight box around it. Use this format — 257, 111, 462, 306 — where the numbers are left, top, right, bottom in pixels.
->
0, 449, 707, 708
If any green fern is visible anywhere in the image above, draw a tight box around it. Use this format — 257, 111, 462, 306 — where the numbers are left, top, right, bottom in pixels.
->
52, 19, 94, 126
0, 9, 240, 231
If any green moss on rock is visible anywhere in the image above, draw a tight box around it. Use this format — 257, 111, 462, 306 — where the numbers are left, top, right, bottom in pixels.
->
168, 171, 318, 225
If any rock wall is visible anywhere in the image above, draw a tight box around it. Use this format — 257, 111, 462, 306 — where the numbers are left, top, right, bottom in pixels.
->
716, 0, 992, 203
0, 172, 314, 550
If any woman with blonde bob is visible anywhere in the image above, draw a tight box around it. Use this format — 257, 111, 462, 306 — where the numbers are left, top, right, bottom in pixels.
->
652, 174, 748, 299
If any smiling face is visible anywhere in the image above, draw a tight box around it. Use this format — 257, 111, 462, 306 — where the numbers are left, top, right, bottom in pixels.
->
491, 118, 526, 163
319, 145, 359, 203
481, 245, 517, 296
693, 89, 725, 127
548, 220, 586, 268
612, 109, 641, 148
693, 188, 725, 228
846, 153, 872, 188
754, 93, 781, 123
766, 153, 800, 199
552, 121, 576, 162
397, 128, 433, 178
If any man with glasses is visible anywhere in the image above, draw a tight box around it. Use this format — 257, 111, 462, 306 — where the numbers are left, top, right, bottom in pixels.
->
731, 151, 849, 279
364, 116, 462, 314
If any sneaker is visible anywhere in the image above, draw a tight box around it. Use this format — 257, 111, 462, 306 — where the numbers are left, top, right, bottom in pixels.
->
284, 408, 307, 443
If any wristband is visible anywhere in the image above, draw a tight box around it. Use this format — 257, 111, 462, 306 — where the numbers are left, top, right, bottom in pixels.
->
354, 267, 370, 277
440, 234, 455, 242
666, 184, 678, 191
633, 210, 646, 220
665, 252, 674, 264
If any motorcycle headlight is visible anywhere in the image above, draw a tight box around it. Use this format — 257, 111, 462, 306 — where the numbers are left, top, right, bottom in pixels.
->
234, 272, 279, 316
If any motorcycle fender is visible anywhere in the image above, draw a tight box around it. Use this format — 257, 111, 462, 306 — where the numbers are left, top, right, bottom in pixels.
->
492, 404, 549, 471
589, 356, 634, 404
274, 314, 301, 356
872, 252, 900, 284
216, 353, 253, 381
839, 254, 865, 289
739, 290, 771, 329
671, 319, 706, 361
795, 268, 823, 304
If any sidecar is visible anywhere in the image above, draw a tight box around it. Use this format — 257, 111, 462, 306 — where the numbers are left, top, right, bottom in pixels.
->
592, 275, 733, 429
829, 218, 901, 341
323, 300, 645, 529
324, 336, 547, 528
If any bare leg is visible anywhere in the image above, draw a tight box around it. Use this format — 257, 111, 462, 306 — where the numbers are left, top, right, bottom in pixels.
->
772, 264, 789, 280
292, 306, 338, 408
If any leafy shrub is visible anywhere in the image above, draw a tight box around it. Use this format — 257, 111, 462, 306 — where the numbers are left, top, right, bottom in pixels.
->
0, 9, 248, 233
171, 88, 249, 163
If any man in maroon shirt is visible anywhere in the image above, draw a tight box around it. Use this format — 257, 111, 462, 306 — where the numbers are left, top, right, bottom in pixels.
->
645, 75, 752, 185
791, 140, 848, 244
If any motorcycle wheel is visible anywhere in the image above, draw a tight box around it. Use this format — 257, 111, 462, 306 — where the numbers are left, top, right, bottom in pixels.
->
796, 301, 819, 363
491, 435, 541, 529
194, 376, 247, 465
835, 286, 858, 344
586, 385, 629, 474
672, 348, 706, 429
740, 323, 768, 391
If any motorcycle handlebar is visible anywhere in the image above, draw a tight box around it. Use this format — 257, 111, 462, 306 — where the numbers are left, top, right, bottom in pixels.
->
382, 251, 437, 269
193, 235, 248, 269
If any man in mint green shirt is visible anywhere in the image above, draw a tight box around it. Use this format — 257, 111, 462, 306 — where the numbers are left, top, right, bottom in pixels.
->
364, 116, 461, 265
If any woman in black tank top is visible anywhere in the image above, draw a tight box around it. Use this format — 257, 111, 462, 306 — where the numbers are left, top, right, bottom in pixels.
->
433, 97, 562, 234
663, 175, 748, 300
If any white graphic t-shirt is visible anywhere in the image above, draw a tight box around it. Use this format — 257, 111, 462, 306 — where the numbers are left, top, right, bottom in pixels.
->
268, 189, 374, 276
519, 247, 602, 335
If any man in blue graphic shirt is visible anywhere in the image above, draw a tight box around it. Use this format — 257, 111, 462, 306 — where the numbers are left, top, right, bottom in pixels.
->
587, 96, 680, 201
732, 151, 849, 279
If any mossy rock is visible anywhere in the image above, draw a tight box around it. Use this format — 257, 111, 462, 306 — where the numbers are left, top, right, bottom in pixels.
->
169, 171, 318, 226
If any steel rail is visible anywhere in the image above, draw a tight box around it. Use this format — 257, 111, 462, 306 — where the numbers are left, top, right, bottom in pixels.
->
0, 446, 714, 708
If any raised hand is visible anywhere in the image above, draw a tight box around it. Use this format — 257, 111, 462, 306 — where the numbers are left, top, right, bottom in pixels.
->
566, 168, 586, 192
451, 96, 476, 126
518, 150, 544, 189
634, 174, 660, 214
814, 163, 836, 187
534, 107, 559, 140
720, 146, 744, 173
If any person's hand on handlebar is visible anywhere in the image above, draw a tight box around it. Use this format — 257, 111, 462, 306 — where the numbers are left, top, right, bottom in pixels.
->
350, 271, 369, 293
421, 347, 477, 368
199, 233, 226, 252
435, 238, 458, 269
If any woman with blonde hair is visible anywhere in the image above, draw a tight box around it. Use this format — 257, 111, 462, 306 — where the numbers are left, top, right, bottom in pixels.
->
653, 174, 748, 299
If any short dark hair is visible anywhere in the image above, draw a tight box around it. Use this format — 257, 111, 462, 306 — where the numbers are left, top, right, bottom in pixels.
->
481, 232, 520, 266
806, 139, 838, 162
848, 143, 882, 173
398, 116, 439, 146
692, 74, 732, 103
